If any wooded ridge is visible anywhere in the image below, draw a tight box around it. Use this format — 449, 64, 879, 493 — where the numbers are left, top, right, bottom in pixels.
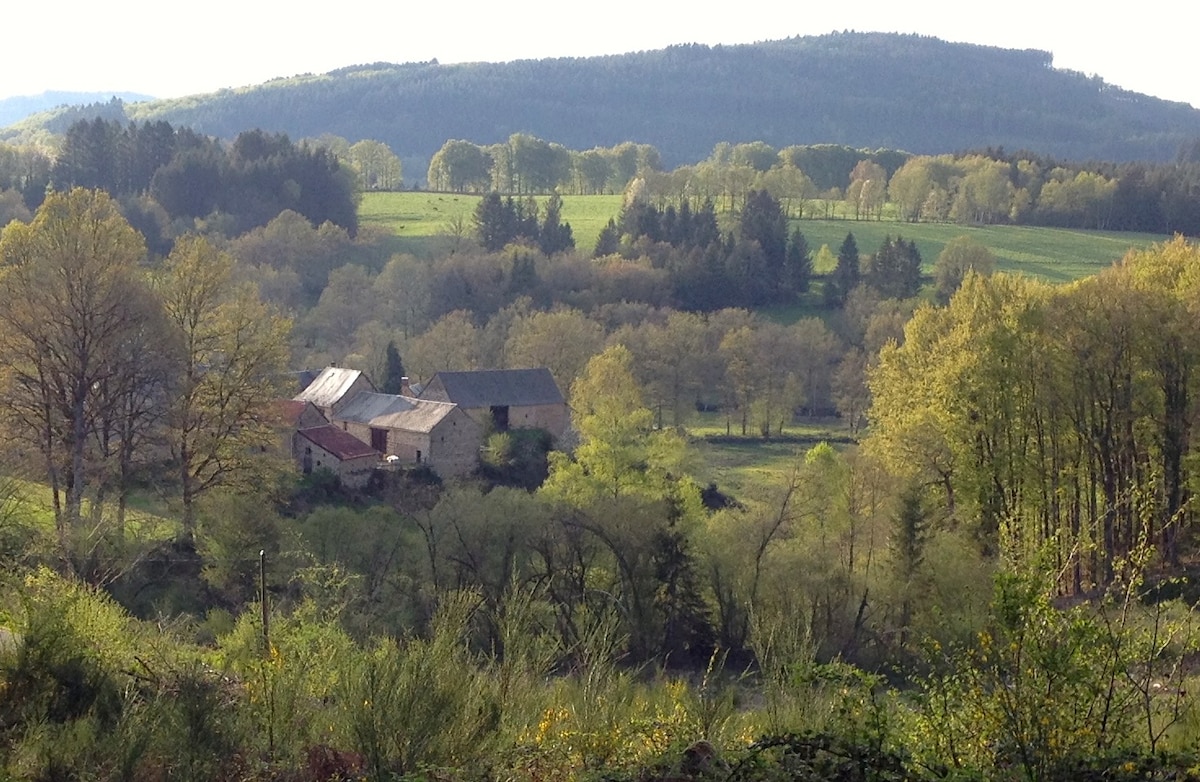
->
7, 32, 1200, 167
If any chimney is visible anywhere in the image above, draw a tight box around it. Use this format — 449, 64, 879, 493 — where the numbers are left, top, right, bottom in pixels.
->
400, 376, 412, 397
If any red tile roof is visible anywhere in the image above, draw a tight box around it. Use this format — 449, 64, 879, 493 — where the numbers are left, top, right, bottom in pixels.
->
274, 400, 310, 426
297, 425, 380, 461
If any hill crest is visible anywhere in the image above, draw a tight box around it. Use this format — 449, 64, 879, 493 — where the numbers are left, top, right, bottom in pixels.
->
6, 32, 1199, 166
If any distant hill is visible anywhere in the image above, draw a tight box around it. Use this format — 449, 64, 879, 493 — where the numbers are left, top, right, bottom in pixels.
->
0, 91, 153, 127
7, 33, 1200, 166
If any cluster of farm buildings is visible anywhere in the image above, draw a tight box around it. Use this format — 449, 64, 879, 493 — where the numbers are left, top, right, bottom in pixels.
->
277, 366, 569, 486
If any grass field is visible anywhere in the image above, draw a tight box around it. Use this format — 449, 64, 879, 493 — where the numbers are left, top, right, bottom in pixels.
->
360, 192, 623, 257
3, 476, 179, 543
795, 219, 1168, 282
686, 412, 856, 498
361, 193, 1168, 281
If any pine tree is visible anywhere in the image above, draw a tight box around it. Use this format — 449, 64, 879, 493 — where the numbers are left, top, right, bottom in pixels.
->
382, 341, 406, 394
739, 189, 788, 297
866, 235, 922, 299
537, 192, 575, 255
593, 217, 620, 257
824, 232, 860, 307
784, 228, 813, 295
474, 192, 515, 251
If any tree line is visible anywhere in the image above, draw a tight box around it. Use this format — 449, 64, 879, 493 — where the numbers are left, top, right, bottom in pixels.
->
0, 188, 290, 572
0, 118, 360, 246
868, 237, 1200, 590
433, 133, 1200, 236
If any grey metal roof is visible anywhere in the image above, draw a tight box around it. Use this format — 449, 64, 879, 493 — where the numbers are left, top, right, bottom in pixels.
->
334, 392, 457, 434
293, 367, 371, 409
422, 368, 564, 408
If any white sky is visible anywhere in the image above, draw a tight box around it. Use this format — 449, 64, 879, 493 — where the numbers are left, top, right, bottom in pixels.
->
3, 1, 1196, 109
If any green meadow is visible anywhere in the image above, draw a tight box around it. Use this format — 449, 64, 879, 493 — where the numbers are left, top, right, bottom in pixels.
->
796, 218, 1169, 282
362, 193, 1169, 281
687, 413, 854, 498
359, 192, 623, 257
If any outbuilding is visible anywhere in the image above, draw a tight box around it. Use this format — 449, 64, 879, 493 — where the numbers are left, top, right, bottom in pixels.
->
419, 367, 568, 439
333, 392, 483, 479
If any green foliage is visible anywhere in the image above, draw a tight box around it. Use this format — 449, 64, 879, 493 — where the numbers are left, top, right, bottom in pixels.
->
195, 492, 286, 606
865, 235, 922, 300
913, 557, 1200, 780
339, 592, 500, 778
544, 345, 694, 508
49, 32, 1199, 182
478, 428, 553, 490
217, 599, 358, 763
933, 235, 996, 304
824, 232, 860, 307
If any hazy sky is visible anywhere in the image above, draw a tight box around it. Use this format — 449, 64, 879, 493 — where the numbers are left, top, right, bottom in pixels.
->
4, 1, 1196, 108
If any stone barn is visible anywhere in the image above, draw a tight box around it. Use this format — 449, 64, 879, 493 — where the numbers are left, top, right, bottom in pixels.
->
419, 368, 568, 440
333, 392, 483, 479
293, 366, 377, 421
294, 424, 380, 488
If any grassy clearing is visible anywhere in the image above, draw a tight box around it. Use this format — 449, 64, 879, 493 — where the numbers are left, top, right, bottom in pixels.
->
362, 193, 1169, 282
686, 412, 855, 498
794, 219, 1168, 282
360, 192, 623, 257
691, 438, 803, 499
4, 476, 179, 540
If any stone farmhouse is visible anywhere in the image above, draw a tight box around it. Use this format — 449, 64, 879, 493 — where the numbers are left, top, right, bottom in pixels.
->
335, 391, 481, 478
284, 366, 567, 485
292, 367, 376, 421
294, 424, 381, 488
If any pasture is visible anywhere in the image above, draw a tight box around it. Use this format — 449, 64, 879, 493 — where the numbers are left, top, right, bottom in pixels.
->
362, 193, 1169, 281
360, 192, 622, 257
795, 219, 1168, 282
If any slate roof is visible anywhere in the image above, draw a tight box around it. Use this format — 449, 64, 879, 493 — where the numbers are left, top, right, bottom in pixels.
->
422, 368, 564, 408
297, 425, 380, 460
334, 392, 457, 434
293, 367, 373, 409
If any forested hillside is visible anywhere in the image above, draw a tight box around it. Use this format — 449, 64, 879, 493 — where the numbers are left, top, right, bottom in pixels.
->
7, 32, 1200, 167
0, 91, 152, 127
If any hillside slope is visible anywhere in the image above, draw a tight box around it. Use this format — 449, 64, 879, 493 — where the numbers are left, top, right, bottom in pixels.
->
8, 33, 1200, 165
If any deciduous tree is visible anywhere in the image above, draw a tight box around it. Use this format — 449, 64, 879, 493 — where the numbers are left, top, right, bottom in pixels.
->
157, 235, 291, 539
0, 188, 150, 551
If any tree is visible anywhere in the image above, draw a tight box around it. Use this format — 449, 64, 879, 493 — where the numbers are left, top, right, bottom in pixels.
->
574, 149, 612, 194
427, 140, 492, 193
739, 189, 787, 299
0, 188, 150, 551
887, 157, 936, 222
157, 235, 291, 539
933, 235, 996, 304
541, 345, 705, 659
845, 160, 887, 220
593, 218, 620, 257
545, 345, 691, 506
824, 233, 860, 307
382, 341, 407, 395
405, 310, 481, 381
348, 139, 403, 191
537, 192, 574, 256
784, 229, 813, 295
505, 308, 604, 392
950, 157, 1013, 224
865, 235, 922, 300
